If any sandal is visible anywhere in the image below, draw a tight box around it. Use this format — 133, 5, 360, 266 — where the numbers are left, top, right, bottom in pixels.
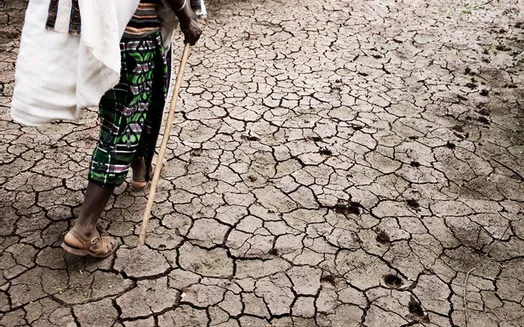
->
61, 227, 120, 258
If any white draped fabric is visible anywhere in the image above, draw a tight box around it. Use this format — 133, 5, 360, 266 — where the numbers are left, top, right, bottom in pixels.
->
11, 0, 177, 126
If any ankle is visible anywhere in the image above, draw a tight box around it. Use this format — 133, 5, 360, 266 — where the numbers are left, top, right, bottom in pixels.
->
72, 223, 99, 239
132, 158, 147, 180
132, 157, 145, 168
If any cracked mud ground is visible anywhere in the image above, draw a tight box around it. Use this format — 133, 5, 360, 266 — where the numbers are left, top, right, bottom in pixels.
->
1, 0, 523, 326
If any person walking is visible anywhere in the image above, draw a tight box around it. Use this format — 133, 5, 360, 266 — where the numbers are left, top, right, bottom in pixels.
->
57, 0, 201, 258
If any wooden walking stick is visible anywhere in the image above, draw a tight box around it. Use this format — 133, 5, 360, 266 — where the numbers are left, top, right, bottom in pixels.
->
138, 43, 191, 247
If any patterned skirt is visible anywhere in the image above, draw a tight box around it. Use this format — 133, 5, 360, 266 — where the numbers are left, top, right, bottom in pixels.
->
88, 31, 170, 188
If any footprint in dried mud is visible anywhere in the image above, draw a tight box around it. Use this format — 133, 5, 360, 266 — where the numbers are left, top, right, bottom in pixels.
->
477, 116, 490, 124
406, 199, 420, 210
466, 115, 490, 125
464, 66, 477, 75
477, 108, 489, 115
320, 148, 333, 156
383, 274, 403, 288
191, 148, 203, 156
241, 135, 260, 141
445, 141, 456, 149
376, 230, 391, 245
320, 274, 336, 286
408, 296, 429, 322
305, 136, 322, 142
451, 124, 464, 133
335, 202, 362, 216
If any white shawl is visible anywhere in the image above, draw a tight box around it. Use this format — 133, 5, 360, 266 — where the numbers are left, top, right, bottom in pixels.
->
10, 0, 178, 126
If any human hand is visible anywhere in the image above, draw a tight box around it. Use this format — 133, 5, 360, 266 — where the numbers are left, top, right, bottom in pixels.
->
168, 0, 203, 45
180, 15, 202, 45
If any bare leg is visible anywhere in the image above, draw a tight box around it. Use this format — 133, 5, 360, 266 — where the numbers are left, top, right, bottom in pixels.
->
130, 156, 150, 190
62, 181, 119, 257
72, 182, 114, 238
131, 156, 147, 182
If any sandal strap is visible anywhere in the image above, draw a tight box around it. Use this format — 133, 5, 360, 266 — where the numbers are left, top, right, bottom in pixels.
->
63, 227, 120, 257
68, 227, 102, 252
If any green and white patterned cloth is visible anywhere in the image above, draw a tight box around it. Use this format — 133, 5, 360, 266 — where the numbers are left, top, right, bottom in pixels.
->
89, 31, 169, 187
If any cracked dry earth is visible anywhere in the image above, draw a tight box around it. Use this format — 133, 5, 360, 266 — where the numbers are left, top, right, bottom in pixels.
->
1, 0, 524, 326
